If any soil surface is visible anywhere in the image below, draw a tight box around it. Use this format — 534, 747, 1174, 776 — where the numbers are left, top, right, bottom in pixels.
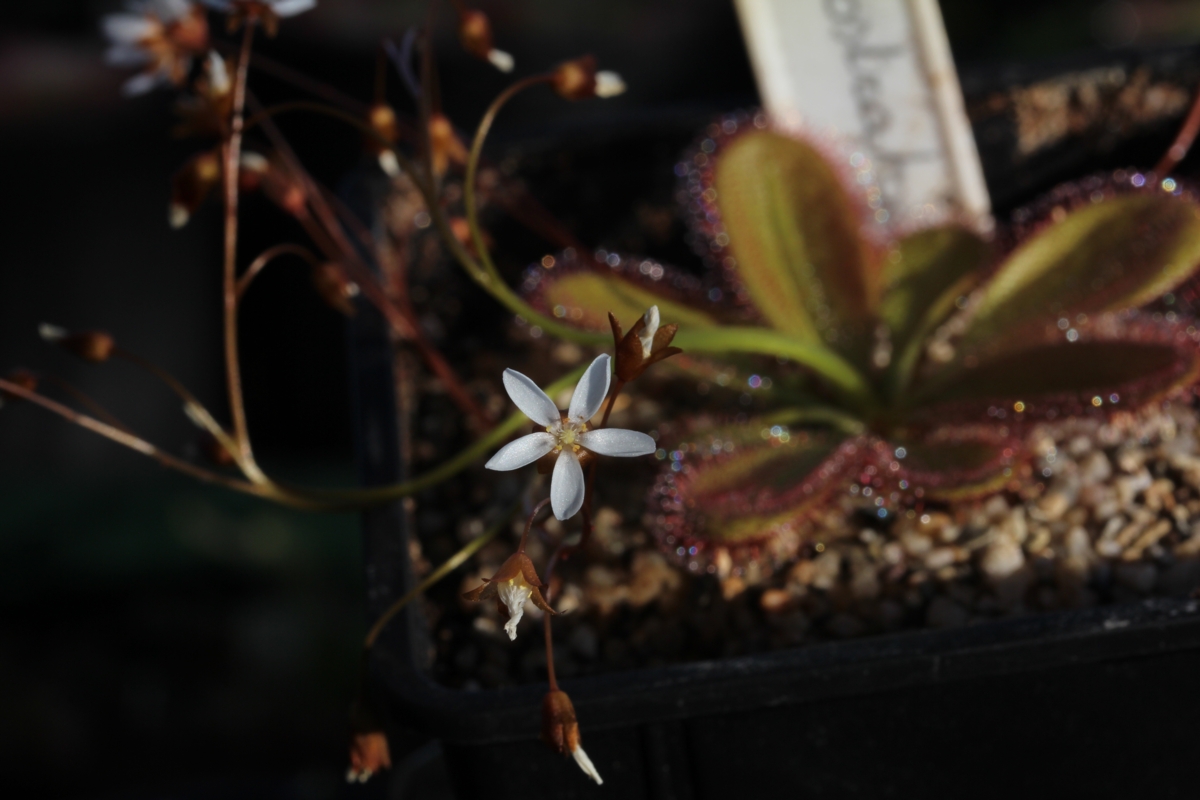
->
404, 331, 1200, 690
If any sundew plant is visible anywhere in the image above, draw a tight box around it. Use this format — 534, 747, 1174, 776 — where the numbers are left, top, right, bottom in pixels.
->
7, 0, 1200, 788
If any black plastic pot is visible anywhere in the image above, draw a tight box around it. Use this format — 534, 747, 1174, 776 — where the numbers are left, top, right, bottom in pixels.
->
348, 48, 1200, 798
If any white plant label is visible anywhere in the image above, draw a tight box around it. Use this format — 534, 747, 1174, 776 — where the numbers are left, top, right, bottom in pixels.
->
734, 0, 992, 228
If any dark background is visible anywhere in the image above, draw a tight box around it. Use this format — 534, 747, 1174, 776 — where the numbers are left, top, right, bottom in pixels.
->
1, 1, 1198, 797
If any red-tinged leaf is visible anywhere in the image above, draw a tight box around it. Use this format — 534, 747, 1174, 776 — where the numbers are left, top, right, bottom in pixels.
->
880, 226, 989, 358
881, 428, 1022, 502
648, 421, 863, 569
522, 250, 723, 333
712, 129, 876, 348
908, 313, 1200, 423
959, 193, 1200, 354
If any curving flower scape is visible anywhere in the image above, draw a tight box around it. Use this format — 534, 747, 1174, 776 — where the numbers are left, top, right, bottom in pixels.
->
523, 113, 1200, 573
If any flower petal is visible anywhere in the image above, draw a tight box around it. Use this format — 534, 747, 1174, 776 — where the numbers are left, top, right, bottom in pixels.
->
484, 432, 556, 471
572, 745, 604, 785
567, 354, 611, 424
271, 0, 317, 17
550, 450, 586, 520
579, 428, 656, 457
502, 368, 560, 427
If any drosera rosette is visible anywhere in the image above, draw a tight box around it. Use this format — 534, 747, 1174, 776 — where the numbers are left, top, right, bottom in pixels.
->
523, 111, 1200, 575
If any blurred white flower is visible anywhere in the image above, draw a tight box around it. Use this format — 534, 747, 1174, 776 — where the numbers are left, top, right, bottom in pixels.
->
485, 354, 655, 520
102, 0, 209, 96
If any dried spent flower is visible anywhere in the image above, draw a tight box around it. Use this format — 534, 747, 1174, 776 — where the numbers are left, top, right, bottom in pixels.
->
485, 354, 656, 520
312, 262, 360, 317
463, 551, 555, 640
169, 148, 222, 228
542, 689, 603, 785
366, 103, 401, 177
428, 113, 469, 178
457, 9, 514, 73
173, 50, 233, 137
346, 731, 391, 783
611, 305, 682, 382
38, 325, 116, 364
551, 56, 625, 101
102, 0, 209, 96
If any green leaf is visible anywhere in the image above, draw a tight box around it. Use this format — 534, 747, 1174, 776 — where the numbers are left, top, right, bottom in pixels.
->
909, 317, 1200, 420
650, 421, 858, 549
960, 194, 1200, 353
714, 130, 874, 346
880, 226, 988, 354
536, 270, 720, 333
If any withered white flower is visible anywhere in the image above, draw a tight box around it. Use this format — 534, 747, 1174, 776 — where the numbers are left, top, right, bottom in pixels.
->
462, 551, 554, 641
485, 354, 655, 521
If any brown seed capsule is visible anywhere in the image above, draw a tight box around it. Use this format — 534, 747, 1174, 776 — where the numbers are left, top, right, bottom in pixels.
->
312, 262, 359, 317
458, 10, 493, 61
39, 325, 116, 363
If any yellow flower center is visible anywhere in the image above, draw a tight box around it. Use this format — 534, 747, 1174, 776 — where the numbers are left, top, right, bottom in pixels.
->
548, 420, 587, 453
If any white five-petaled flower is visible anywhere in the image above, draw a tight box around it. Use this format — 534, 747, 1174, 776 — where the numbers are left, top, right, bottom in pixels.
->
485, 354, 656, 521
102, 0, 209, 96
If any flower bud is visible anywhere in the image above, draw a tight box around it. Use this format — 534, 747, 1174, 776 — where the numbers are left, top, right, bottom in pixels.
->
542, 690, 603, 785
39, 324, 116, 363
312, 262, 360, 317
552, 56, 626, 101
610, 305, 681, 382
458, 9, 514, 72
428, 113, 468, 178
169, 149, 222, 229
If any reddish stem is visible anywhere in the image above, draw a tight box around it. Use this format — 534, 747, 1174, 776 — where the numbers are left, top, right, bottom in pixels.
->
1155, 81, 1200, 176
520, 497, 553, 553
221, 22, 257, 462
